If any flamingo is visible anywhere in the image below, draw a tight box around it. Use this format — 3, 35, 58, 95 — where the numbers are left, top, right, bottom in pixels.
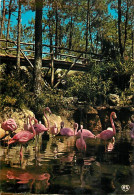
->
76, 125, 86, 152
1, 118, 17, 142
24, 114, 49, 136
8, 116, 36, 158
24, 116, 48, 149
43, 107, 52, 130
23, 116, 34, 131
50, 122, 58, 136
1, 118, 17, 134
76, 126, 96, 139
96, 112, 117, 140
60, 122, 78, 136
129, 122, 134, 139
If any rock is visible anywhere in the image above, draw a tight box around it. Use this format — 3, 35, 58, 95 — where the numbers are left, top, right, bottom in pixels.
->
108, 94, 120, 106
0, 128, 6, 139
86, 106, 98, 114
87, 114, 102, 132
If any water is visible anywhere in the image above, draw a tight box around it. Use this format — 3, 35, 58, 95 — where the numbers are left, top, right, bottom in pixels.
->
0, 130, 134, 194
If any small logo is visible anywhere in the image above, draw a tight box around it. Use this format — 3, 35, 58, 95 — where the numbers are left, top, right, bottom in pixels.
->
121, 185, 130, 192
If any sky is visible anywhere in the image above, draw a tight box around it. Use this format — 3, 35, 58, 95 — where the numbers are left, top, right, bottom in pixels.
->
0, 1, 117, 28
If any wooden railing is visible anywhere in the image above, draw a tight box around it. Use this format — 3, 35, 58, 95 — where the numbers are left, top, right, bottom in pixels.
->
0, 38, 102, 88
0, 38, 101, 64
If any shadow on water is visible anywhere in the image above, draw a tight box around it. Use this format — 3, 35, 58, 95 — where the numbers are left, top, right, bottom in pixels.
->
0, 129, 134, 194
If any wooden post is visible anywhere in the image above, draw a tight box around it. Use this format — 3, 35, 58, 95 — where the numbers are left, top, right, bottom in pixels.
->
51, 50, 54, 87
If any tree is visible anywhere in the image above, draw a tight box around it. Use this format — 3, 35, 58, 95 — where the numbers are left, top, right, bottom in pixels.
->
118, 0, 124, 58
34, 0, 43, 95
6, 0, 13, 42
0, 0, 6, 38
16, 0, 22, 73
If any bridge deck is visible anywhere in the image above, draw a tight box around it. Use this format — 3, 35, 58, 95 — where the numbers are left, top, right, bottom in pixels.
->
0, 54, 94, 71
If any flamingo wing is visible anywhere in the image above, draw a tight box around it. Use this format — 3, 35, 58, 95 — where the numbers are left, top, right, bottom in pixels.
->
8, 131, 34, 144
33, 124, 48, 134
99, 130, 114, 140
60, 128, 74, 136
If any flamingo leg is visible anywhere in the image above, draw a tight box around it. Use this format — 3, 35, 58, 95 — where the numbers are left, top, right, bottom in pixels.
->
20, 145, 23, 159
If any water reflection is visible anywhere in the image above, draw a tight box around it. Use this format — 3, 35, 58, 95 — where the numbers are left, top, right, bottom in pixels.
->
0, 127, 134, 194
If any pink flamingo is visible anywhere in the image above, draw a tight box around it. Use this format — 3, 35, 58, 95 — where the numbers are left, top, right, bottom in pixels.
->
23, 116, 33, 131
76, 125, 86, 152
8, 116, 36, 158
24, 107, 51, 137
24, 115, 49, 136
96, 112, 117, 140
43, 107, 52, 130
33, 122, 49, 136
60, 122, 78, 136
1, 118, 17, 133
129, 122, 134, 139
76, 126, 96, 139
50, 122, 58, 136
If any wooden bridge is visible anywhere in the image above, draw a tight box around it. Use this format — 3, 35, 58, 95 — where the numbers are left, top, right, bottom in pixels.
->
0, 39, 102, 87
0, 39, 102, 70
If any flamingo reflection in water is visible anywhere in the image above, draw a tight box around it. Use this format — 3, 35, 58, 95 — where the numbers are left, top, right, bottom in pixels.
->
105, 137, 115, 152
6, 169, 50, 192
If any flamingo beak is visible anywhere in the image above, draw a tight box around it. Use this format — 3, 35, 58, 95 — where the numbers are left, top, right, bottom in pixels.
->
114, 113, 117, 119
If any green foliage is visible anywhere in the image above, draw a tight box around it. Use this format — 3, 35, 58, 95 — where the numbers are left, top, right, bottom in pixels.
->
29, 88, 65, 118
0, 63, 34, 110
65, 71, 112, 105
0, 74, 27, 108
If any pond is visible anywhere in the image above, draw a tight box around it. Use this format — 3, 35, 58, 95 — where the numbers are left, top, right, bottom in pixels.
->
0, 129, 134, 194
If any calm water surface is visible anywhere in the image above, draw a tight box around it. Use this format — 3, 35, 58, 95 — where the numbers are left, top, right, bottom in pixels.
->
0, 130, 134, 194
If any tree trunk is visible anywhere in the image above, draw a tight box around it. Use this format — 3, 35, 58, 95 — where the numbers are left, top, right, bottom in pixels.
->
34, 0, 43, 95
69, 16, 73, 50
0, 0, 6, 38
48, 12, 53, 54
55, 4, 58, 58
132, 30, 134, 60
16, 0, 21, 73
85, 0, 90, 53
124, 0, 129, 52
6, 0, 13, 47
89, 9, 94, 52
118, 0, 124, 58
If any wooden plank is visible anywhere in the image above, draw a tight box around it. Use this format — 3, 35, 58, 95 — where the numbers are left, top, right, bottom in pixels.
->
0, 38, 102, 57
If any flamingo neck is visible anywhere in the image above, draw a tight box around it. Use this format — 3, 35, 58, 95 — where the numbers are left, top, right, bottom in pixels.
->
80, 129, 84, 142
110, 113, 116, 135
44, 110, 49, 129
29, 117, 36, 137
74, 127, 78, 135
